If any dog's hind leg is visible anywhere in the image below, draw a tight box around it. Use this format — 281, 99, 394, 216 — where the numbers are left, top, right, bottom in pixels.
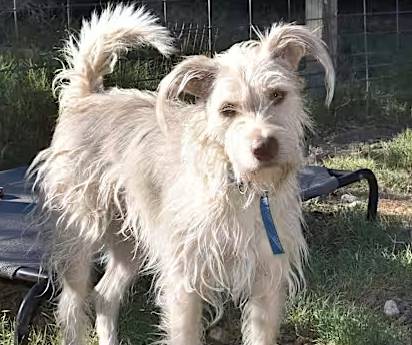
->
57, 246, 94, 345
241, 271, 286, 345
94, 238, 138, 345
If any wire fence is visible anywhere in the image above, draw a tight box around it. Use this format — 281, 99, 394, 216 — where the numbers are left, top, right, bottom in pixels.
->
1, 0, 411, 169
1, 0, 412, 105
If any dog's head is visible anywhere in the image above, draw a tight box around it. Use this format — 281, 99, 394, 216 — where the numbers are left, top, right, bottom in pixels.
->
157, 24, 334, 186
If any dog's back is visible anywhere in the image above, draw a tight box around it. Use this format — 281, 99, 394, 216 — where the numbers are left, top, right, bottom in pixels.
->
30, 5, 174, 245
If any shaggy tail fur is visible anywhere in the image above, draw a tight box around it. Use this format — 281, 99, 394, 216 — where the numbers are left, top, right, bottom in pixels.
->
53, 4, 174, 104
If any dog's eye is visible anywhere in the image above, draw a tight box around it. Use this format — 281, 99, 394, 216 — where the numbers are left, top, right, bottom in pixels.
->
220, 103, 238, 117
270, 90, 286, 105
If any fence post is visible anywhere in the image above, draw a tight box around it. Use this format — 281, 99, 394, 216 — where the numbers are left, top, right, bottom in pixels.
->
362, 0, 369, 94
207, 0, 212, 55
325, 0, 338, 67
248, 0, 253, 40
163, 0, 167, 26
305, 0, 323, 37
362, 0, 370, 116
13, 0, 19, 40
66, 0, 71, 29
396, 0, 400, 50
287, 0, 291, 21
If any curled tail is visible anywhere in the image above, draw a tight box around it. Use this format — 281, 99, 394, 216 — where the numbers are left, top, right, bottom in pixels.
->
54, 4, 174, 103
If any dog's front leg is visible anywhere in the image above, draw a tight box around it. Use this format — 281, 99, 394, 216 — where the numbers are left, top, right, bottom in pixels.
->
160, 278, 203, 345
241, 266, 286, 345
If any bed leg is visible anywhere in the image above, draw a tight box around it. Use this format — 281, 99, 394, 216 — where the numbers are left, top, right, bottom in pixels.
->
328, 168, 379, 220
14, 279, 52, 345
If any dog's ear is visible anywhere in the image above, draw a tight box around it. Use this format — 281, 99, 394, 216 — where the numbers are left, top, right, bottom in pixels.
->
156, 55, 218, 134
260, 24, 335, 105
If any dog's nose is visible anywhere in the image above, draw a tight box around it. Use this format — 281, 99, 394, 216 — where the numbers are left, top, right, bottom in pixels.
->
252, 136, 278, 162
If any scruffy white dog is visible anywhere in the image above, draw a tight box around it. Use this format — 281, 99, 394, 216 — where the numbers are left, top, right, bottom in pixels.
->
30, 4, 334, 345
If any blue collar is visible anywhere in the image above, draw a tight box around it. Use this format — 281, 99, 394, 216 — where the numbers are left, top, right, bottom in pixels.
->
259, 192, 284, 255
229, 174, 284, 255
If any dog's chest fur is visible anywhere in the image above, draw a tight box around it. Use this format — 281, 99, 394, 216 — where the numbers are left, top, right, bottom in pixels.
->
151, 174, 285, 300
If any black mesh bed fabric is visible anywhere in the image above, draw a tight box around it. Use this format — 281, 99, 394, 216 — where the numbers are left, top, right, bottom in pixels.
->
0, 165, 341, 281
299, 165, 340, 201
0, 167, 42, 280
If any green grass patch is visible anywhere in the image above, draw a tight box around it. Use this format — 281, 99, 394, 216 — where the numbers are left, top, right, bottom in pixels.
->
304, 203, 412, 298
1, 310, 59, 345
0, 280, 159, 345
285, 204, 412, 345
287, 294, 408, 345
323, 129, 412, 195
371, 129, 412, 171
0, 55, 57, 169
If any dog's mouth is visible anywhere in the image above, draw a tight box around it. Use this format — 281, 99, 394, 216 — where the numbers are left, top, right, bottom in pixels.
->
229, 160, 281, 185
254, 158, 276, 168
249, 154, 280, 173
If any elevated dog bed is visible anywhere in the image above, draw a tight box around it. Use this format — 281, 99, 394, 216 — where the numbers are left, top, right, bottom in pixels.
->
299, 165, 378, 220
0, 167, 51, 345
0, 167, 44, 281
0, 165, 378, 345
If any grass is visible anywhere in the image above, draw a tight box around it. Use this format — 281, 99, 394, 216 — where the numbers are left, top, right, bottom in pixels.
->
372, 129, 412, 171
1, 132, 412, 344
288, 206, 412, 345
287, 295, 408, 345
284, 130, 412, 343
0, 55, 57, 169
0, 285, 158, 345
1, 311, 58, 345
322, 129, 412, 196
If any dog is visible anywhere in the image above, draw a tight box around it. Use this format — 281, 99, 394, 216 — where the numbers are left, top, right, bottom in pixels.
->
29, 4, 334, 345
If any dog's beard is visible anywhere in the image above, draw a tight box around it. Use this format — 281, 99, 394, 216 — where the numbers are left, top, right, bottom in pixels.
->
229, 162, 296, 208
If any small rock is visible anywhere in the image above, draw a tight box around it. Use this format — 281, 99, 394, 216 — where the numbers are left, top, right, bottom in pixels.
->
384, 299, 400, 317
341, 193, 358, 203
347, 201, 362, 208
